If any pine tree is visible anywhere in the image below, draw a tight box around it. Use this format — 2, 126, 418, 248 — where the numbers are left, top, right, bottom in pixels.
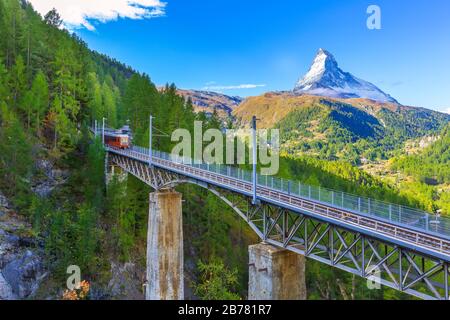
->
52, 45, 80, 121
0, 0, 7, 61
76, 205, 99, 273
86, 72, 103, 121
31, 71, 49, 136
49, 95, 73, 152
0, 62, 10, 103
194, 258, 241, 300
20, 88, 33, 130
84, 138, 105, 210
102, 81, 117, 127
44, 8, 62, 28
9, 55, 26, 108
0, 101, 32, 193
2, 0, 24, 68
20, 3, 45, 78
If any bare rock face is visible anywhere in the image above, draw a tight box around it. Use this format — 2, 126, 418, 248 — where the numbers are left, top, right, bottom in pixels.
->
0, 192, 46, 300
1, 250, 46, 299
177, 89, 243, 121
0, 192, 10, 215
31, 159, 69, 198
107, 262, 144, 300
0, 272, 14, 299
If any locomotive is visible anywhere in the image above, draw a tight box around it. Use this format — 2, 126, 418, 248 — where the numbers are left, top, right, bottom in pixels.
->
104, 125, 132, 149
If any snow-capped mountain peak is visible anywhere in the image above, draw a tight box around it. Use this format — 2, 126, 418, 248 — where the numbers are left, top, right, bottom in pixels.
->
297, 48, 338, 89
294, 49, 399, 104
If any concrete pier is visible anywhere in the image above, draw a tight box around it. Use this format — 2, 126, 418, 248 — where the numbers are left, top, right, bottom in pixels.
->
146, 191, 184, 300
248, 243, 306, 300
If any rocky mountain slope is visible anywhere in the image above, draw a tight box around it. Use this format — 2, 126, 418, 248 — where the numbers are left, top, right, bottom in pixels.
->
0, 192, 46, 300
177, 89, 243, 120
234, 92, 447, 129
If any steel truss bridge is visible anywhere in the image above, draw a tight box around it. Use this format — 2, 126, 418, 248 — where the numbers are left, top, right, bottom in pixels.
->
104, 144, 450, 300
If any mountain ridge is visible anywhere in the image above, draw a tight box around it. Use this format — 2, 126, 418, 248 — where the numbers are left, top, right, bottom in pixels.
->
233, 92, 449, 128
176, 89, 243, 120
233, 92, 450, 162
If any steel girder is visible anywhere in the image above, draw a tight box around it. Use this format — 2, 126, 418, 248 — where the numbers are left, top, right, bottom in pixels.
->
206, 187, 450, 301
108, 153, 184, 190
106, 152, 450, 300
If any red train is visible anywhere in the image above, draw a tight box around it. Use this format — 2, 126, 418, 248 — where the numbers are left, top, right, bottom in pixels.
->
104, 125, 132, 149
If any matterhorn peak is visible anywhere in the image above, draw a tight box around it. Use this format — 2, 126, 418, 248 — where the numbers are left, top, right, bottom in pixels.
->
316, 48, 337, 63
296, 48, 338, 89
294, 49, 399, 104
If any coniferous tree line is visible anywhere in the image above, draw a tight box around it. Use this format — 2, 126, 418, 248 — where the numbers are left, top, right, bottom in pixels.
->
0, 0, 425, 299
0, 0, 223, 293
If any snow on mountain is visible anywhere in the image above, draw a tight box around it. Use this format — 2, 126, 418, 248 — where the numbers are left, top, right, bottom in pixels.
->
294, 49, 399, 104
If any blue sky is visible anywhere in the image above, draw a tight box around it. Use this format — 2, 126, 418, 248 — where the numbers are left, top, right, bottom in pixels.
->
32, 0, 450, 113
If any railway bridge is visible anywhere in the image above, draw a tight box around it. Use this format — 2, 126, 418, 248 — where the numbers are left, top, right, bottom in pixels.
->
97, 124, 450, 301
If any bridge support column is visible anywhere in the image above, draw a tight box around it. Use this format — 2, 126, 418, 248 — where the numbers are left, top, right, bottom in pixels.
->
248, 243, 306, 300
146, 191, 184, 300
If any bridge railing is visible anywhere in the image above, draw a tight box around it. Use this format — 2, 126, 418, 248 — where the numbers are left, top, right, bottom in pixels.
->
125, 145, 450, 240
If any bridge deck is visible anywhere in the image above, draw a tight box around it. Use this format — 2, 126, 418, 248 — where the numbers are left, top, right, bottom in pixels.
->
106, 145, 450, 262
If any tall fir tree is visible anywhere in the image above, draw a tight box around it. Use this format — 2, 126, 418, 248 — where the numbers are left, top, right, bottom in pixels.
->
9, 55, 26, 108
30, 70, 49, 136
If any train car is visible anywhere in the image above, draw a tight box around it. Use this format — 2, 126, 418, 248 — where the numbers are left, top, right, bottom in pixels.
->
104, 131, 131, 149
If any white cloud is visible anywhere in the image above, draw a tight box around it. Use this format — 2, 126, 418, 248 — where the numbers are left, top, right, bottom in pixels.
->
29, 0, 167, 31
445, 107, 450, 115
202, 84, 266, 91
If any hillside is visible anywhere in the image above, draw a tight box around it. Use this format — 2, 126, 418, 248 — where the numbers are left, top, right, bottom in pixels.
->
233, 92, 450, 163
357, 125, 450, 216
177, 89, 242, 122
392, 125, 450, 185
